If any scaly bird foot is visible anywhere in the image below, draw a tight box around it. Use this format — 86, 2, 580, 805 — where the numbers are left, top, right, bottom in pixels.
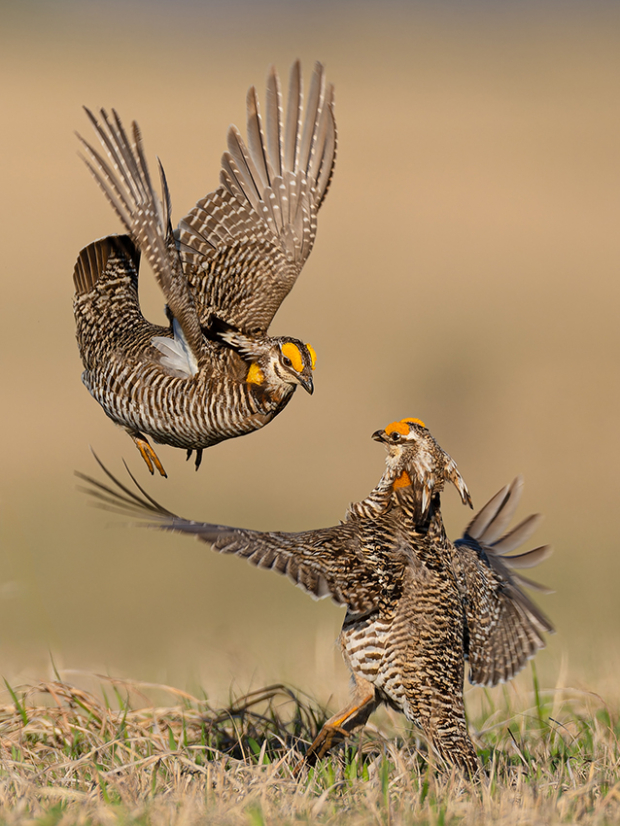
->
293, 689, 376, 777
292, 723, 351, 777
131, 435, 167, 477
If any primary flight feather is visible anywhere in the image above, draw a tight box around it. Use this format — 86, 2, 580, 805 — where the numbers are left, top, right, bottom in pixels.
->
73, 62, 335, 475
78, 418, 553, 774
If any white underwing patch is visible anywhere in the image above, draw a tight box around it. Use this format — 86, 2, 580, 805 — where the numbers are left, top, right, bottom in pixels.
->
152, 318, 199, 378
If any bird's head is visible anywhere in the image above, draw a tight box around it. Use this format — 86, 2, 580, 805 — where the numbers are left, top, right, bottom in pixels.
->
263, 337, 316, 394
219, 330, 316, 395
372, 417, 472, 516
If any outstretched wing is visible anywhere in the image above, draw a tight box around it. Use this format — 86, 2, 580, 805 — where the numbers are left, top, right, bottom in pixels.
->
78, 109, 204, 362
454, 477, 554, 686
73, 234, 140, 299
76, 457, 378, 615
73, 235, 151, 369
176, 61, 337, 335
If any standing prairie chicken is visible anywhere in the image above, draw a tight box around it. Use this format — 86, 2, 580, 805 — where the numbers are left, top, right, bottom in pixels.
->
78, 418, 553, 774
73, 61, 335, 476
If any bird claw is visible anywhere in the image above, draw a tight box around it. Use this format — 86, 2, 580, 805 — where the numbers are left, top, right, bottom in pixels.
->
186, 448, 203, 471
292, 723, 351, 777
134, 436, 167, 477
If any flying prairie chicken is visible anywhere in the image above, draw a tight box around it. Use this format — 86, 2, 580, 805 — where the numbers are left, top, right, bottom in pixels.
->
73, 61, 335, 476
78, 418, 553, 775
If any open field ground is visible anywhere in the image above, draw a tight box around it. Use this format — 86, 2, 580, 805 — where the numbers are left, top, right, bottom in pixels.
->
2, 0, 620, 821
1, 671, 619, 825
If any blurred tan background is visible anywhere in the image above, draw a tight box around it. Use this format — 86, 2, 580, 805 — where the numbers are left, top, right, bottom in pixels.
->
1, 0, 619, 706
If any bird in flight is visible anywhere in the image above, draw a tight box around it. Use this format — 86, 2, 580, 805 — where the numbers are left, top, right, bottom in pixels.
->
73, 61, 335, 476
78, 417, 553, 774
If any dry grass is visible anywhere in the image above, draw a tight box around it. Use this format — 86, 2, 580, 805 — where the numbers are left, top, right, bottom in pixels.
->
0, 670, 618, 825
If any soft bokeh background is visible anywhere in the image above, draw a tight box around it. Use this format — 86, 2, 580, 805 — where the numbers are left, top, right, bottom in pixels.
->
1, 0, 619, 707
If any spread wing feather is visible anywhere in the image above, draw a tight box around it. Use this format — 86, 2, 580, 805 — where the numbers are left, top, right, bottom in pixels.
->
265, 68, 283, 178
175, 61, 337, 335
76, 457, 377, 615
73, 234, 140, 298
454, 477, 554, 686
78, 109, 204, 360
73, 235, 168, 372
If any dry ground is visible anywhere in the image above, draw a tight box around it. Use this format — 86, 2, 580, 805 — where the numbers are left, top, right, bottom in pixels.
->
0, 671, 618, 825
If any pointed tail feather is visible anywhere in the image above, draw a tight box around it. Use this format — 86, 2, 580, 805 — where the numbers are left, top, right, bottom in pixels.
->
456, 477, 554, 686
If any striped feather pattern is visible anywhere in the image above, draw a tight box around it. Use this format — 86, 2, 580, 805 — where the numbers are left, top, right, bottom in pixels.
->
73, 234, 139, 296
455, 476, 554, 686
176, 61, 336, 334
77, 424, 552, 774
74, 63, 331, 471
78, 110, 204, 360
73, 236, 297, 454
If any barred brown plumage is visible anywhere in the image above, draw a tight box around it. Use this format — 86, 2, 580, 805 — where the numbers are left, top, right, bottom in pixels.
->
73, 61, 335, 476
77, 418, 553, 775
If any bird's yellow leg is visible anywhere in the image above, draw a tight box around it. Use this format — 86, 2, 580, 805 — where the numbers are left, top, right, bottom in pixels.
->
128, 432, 167, 477
294, 682, 376, 775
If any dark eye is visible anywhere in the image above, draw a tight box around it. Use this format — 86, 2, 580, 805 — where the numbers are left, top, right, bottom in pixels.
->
282, 356, 292, 367
391, 432, 400, 442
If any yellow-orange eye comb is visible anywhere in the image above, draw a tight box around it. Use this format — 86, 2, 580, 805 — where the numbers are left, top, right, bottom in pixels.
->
384, 421, 410, 436
401, 417, 425, 428
281, 342, 304, 372
384, 418, 426, 436
306, 343, 317, 370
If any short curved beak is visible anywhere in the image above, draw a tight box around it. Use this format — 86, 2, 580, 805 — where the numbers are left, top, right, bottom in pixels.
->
372, 429, 387, 443
300, 375, 314, 395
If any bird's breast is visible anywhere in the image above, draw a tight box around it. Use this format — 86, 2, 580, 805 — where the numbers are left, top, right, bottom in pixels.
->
340, 613, 393, 686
